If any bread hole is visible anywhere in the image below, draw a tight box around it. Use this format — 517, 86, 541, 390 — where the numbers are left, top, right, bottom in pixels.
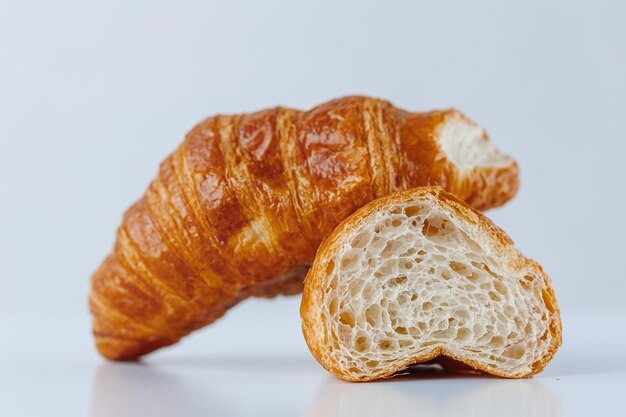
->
402, 260, 413, 270
483, 264, 501, 279
397, 293, 409, 305
476, 293, 489, 305
458, 230, 482, 252
339, 311, 355, 327
377, 259, 397, 276
389, 276, 407, 286
493, 280, 508, 296
410, 294, 418, 301
371, 239, 386, 253
399, 339, 413, 348
395, 326, 408, 335
414, 257, 423, 264
378, 340, 393, 351
365, 304, 381, 326
441, 269, 452, 280
391, 218, 403, 227
432, 254, 445, 263
340, 249, 362, 271
503, 343, 526, 360
366, 360, 379, 368
422, 219, 439, 237
418, 322, 428, 332
338, 325, 352, 343
507, 331, 519, 339
487, 335, 505, 348
362, 283, 376, 300
329, 297, 338, 315
381, 241, 400, 257
326, 260, 336, 276
471, 261, 485, 270
421, 341, 439, 347
428, 267, 436, 275
351, 231, 372, 249
524, 274, 535, 282
455, 328, 472, 342
452, 308, 470, 321
422, 301, 434, 311
328, 274, 339, 291
488, 291, 501, 302
354, 335, 370, 352
432, 328, 455, 339
523, 322, 532, 335
436, 317, 448, 329
465, 271, 490, 282
542, 288, 556, 313
518, 279, 530, 290
389, 312, 399, 328
409, 327, 421, 337
404, 205, 422, 217
348, 279, 365, 297
390, 206, 402, 215
348, 367, 361, 374
418, 249, 427, 256
449, 261, 471, 276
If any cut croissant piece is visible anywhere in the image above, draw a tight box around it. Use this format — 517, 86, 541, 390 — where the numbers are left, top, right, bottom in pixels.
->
301, 187, 561, 381
90, 96, 519, 360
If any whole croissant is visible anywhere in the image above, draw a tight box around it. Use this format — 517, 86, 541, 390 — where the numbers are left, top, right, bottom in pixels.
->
90, 96, 519, 360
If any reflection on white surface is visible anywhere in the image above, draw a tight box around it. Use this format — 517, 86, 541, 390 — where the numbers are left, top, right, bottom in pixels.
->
90, 355, 323, 417
91, 359, 560, 417
91, 362, 236, 417
307, 369, 560, 417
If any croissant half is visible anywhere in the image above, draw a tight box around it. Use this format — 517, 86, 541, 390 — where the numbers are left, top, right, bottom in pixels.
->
300, 187, 561, 381
90, 96, 519, 360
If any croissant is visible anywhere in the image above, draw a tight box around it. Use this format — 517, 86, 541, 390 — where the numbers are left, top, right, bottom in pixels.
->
90, 96, 519, 360
300, 187, 561, 381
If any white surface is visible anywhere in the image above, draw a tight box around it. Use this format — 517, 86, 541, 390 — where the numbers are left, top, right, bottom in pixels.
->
1, 1, 625, 416
1, 299, 625, 417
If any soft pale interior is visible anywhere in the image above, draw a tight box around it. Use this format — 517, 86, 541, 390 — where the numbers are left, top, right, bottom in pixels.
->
438, 115, 511, 170
320, 196, 554, 379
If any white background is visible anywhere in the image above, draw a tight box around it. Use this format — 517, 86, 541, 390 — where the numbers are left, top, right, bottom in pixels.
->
1, 1, 625, 416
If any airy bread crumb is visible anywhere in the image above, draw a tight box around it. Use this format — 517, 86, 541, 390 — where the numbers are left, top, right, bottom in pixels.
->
301, 187, 561, 381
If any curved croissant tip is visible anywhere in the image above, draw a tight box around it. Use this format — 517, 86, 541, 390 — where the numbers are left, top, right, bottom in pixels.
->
94, 334, 174, 361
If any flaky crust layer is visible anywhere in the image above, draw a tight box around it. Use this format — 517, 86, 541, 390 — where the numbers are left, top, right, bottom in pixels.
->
90, 96, 519, 360
300, 187, 561, 381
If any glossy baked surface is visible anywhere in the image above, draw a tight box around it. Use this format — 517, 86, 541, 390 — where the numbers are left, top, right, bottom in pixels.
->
90, 96, 519, 360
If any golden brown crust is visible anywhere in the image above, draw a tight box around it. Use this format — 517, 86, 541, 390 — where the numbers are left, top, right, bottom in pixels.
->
90, 96, 519, 360
300, 186, 561, 381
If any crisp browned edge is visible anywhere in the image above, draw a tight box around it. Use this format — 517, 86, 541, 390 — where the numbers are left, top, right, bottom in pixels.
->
300, 186, 562, 382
